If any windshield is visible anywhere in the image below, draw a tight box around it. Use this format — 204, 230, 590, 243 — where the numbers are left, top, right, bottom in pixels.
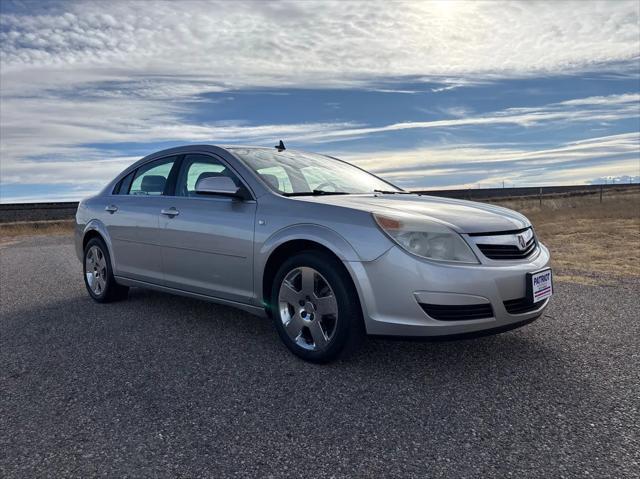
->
229, 148, 403, 196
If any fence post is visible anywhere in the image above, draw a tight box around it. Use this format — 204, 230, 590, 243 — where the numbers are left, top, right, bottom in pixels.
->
600, 184, 603, 203
539, 187, 542, 206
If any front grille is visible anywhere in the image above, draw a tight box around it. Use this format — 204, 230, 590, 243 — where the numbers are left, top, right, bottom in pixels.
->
477, 236, 537, 260
503, 297, 544, 314
420, 303, 494, 321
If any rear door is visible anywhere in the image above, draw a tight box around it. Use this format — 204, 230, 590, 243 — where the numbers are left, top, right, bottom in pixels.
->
105, 156, 179, 284
159, 153, 257, 303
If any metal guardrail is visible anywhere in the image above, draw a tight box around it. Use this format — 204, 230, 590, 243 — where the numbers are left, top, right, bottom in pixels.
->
0, 184, 637, 223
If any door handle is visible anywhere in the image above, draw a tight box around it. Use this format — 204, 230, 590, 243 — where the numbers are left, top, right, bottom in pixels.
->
160, 208, 180, 217
105, 205, 118, 214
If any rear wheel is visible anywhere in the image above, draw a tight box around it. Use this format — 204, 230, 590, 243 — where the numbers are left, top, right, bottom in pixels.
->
83, 237, 129, 302
271, 251, 364, 363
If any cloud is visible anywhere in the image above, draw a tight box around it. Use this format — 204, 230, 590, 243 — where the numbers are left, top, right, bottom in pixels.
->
431, 85, 459, 93
3, 128, 637, 202
429, 78, 490, 93
1, 90, 638, 198
338, 132, 640, 189
589, 174, 640, 184
1, 0, 639, 96
295, 93, 640, 142
558, 93, 640, 106
0, 116, 361, 191
368, 89, 421, 94
1, 0, 639, 201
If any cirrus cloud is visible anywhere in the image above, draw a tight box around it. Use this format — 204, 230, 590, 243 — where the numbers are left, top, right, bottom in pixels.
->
1, 0, 639, 202
2, 0, 639, 94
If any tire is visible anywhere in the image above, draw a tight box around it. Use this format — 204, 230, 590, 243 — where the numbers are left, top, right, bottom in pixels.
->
270, 250, 365, 363
83, 237, 129, 303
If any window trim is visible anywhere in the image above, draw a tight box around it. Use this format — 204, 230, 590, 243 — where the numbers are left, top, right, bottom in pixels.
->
112, 170, 135, 195
163, 155, 184, 196
112, 177, 124, 195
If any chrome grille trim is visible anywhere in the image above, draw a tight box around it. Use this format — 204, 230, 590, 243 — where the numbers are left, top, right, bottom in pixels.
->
469, 227, 538, 261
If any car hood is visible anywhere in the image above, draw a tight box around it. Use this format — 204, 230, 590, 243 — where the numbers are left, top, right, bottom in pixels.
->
294, 194, 530, 234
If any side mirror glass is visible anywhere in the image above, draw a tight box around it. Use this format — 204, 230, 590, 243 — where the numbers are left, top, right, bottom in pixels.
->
195, 176, 242, 198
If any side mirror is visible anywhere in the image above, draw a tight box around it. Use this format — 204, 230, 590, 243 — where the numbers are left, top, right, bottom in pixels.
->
195, 176, 243, 198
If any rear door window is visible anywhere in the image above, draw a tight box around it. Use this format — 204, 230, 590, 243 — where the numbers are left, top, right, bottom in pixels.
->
128, 157, 177, 196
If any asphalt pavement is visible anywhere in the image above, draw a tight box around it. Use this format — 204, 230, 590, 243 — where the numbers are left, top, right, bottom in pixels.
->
1, 235, 638, 478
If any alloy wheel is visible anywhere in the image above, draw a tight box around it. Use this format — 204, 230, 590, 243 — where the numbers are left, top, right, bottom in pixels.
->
278, 266, 339, 351
85, 245, 107, 296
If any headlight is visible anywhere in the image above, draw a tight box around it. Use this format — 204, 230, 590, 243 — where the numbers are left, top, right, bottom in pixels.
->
373, 213, 479, 264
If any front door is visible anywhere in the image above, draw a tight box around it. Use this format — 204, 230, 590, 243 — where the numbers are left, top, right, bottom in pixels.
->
159, 153, 256, 303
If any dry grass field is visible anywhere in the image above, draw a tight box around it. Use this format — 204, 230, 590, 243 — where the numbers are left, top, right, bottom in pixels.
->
1, 190, 638, 285
0, 220, 74, 244
490, 189, 640, 284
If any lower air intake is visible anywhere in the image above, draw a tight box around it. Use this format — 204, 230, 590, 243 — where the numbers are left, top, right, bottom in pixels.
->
420, 303, 494, 321
503, 297, 545, 314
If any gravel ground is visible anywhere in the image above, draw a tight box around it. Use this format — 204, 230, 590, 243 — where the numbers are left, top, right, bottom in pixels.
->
1, 235, 638, 478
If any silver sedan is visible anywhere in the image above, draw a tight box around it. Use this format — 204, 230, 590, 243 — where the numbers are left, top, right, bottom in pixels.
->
76, 144, 552, 362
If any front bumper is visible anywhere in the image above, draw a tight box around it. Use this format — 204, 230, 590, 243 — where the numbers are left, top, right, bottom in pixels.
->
346, 243, 551, 336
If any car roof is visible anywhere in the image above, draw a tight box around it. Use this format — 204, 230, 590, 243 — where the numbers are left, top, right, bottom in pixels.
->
137, 144, 326, 164
145, 144, 309, 155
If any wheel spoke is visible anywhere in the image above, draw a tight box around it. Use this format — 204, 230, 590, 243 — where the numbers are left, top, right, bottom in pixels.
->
86, 248, 95, 266
280, 282, 300, 306
284, 313, 304, 340
95, 276, 103, 293
308, 320, 329, 349
315, 294, 337, 317
97, 249, 105, 267
300, 268, 315, 297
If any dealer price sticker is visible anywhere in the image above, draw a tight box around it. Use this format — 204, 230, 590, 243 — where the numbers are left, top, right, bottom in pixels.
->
531, 269, 553, 303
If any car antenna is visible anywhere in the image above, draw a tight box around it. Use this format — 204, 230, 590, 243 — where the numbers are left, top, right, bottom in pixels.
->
275, 140, 286, 151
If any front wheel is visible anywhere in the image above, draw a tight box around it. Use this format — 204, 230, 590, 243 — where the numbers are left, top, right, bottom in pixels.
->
271, 251, 364, 363
83, 237, 129, 302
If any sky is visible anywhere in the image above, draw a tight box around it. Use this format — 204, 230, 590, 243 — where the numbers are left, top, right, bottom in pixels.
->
1, 0, 639, 203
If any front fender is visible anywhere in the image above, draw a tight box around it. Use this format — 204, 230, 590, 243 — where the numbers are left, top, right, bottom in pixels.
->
260, 223, 360, 263
254, 224, 367, 307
